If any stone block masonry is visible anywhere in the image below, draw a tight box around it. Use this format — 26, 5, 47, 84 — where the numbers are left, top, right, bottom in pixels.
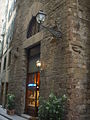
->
7, 0, 90, 120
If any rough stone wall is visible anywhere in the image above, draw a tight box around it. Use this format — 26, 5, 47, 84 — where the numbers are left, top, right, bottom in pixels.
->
8, 0, 34, 114
40, 0, 69, 98
8, 0, 43, 114
40, 0, 90, 120
8, 0, 90, 119
85, 0, 90, 119
66, 0, 90, 120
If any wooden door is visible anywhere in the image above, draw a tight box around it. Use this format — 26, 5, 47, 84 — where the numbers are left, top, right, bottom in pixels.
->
25, 44, 40, 116
25, 72, 40, 117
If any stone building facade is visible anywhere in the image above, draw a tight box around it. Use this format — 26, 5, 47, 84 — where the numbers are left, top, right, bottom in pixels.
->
7, 0, 90, 120
1, 0, 16, 107
0, 0, 7, 104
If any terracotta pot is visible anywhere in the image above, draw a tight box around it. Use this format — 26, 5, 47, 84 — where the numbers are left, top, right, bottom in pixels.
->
7, 109, 15, 115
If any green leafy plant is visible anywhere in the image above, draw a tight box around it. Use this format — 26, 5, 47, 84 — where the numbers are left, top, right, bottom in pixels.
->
7, 94, 15, 110
38, 93, 67, 120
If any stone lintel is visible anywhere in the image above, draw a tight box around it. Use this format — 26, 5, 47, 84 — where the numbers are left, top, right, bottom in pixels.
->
23, 31, 43, 48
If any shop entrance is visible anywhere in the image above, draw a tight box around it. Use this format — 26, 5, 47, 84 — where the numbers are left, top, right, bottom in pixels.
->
26, 72, 40, 116
25, 45, 40, 117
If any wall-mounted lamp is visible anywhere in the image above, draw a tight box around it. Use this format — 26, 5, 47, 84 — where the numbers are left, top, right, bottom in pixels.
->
36, 60, 41, 68
36, 60, 45, 72
36, 10, 62, 39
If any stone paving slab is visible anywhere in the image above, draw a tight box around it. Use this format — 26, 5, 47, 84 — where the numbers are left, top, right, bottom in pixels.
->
0, 115, 9, 120
0, 106, 27, 120
21, 114, 38, 120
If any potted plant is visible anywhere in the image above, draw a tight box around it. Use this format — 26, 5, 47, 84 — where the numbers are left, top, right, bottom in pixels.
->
7, 94, 15, 115
38, 93, 67, 120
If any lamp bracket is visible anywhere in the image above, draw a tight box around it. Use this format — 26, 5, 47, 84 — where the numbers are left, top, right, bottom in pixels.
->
41, 24, 62, 39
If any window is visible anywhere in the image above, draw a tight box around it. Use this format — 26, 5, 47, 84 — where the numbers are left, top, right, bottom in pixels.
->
29, 45, 40, 73
0, 42, 2, 57
27, 16, 40, 39
0, 62, 1, 73
8, 51, 11, 66
3, 56, 7, 70
7, 19, 15, 45
8, 0, 15, 22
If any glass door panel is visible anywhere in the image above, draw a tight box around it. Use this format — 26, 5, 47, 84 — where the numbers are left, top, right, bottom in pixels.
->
26, 72, 40, 116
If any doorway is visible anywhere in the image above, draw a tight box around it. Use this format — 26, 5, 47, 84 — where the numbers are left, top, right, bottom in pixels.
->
25, 45, 40, 117
1, 82, 8, 106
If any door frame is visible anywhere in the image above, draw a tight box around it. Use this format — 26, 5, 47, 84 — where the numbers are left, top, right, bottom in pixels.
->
25, 44, 40, 116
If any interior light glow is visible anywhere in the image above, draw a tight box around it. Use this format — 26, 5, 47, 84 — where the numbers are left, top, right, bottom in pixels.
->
28, 84, 36, 87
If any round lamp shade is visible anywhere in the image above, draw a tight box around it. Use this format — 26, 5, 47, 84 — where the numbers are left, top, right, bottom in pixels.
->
36, 10, 46, 24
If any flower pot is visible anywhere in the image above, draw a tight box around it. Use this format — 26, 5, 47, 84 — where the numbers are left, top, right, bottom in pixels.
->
7, 109, 15, 115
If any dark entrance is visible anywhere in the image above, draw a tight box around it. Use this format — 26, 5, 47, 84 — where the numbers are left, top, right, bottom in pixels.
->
1, 82, 8, 106
25, 45, 40, 117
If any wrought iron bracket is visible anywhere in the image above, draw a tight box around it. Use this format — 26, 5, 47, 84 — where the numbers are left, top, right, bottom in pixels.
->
41, 24, 62, 39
